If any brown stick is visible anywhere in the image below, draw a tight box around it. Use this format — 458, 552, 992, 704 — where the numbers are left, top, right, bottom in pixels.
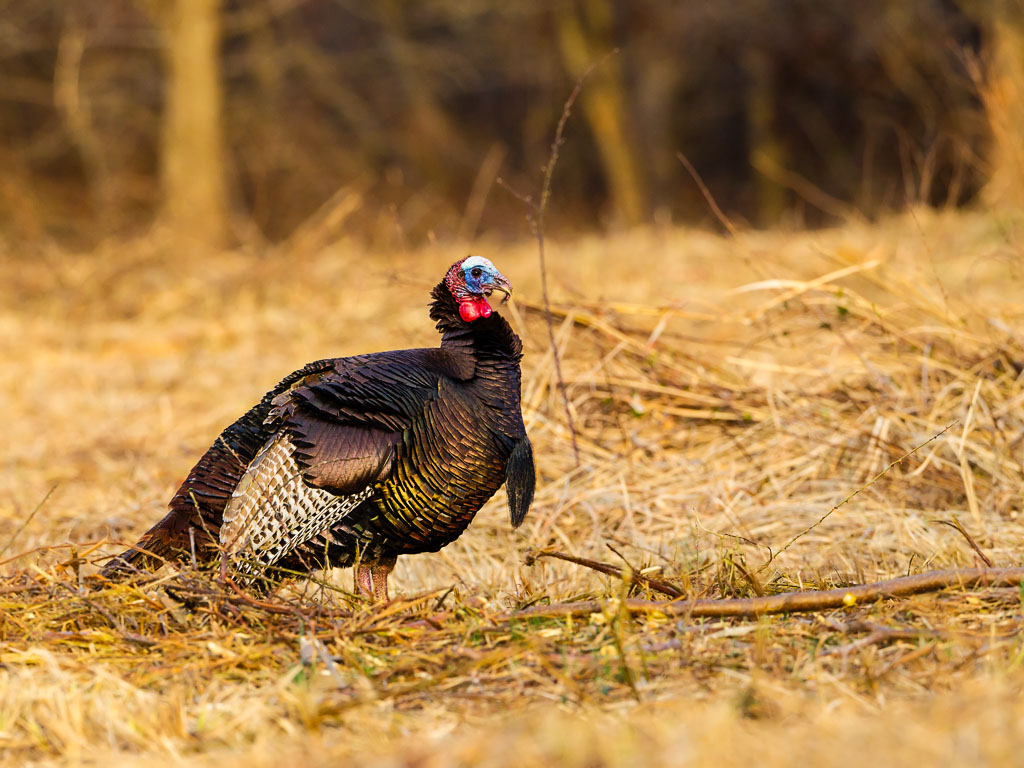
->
936, 516, 994, 568
524, 549, 686, 598
506, 567, 1024, 620
0, 485, 57, 561
676, 151, 740, 238
819, 619, 942, 657
223, 576, 317, 617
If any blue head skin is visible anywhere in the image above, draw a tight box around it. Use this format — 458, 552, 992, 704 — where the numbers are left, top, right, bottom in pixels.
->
461, 256, 511, 299
444, 256, 513, 321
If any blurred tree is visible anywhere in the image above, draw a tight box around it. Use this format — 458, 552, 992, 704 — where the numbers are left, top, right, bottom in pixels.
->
378, 1, 464, 193
54, 9, 113, 231
0, 1, 995, 244
744, 46, 789, 226
556, 0, 649, 226
978, 0, 1024, 210
151, 0, 229, 245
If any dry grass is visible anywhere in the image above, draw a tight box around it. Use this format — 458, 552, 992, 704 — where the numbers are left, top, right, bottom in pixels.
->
2, 209, 1024, 766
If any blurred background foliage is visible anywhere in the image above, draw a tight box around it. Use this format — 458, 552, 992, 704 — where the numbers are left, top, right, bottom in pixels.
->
0, 0, 1021, 248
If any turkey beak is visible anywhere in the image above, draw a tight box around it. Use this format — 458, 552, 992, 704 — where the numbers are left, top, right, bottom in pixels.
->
486, 273, 513, 304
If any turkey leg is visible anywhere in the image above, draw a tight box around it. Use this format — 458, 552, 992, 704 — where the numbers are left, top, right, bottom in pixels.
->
355, 556, 396, 602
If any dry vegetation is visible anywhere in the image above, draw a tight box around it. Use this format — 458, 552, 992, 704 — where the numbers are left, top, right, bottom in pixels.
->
2, 211, 1024, 766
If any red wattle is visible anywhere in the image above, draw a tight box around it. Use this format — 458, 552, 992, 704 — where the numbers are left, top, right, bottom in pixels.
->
459, 298, 491, 322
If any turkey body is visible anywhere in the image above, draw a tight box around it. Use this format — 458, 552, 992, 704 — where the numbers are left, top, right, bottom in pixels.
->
103, 270, 534, 597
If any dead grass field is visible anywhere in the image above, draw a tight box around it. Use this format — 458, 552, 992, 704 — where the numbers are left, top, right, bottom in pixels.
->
2, 210, 1024, 766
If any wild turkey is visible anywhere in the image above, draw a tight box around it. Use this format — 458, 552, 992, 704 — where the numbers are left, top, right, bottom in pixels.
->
103, 256, 535, 600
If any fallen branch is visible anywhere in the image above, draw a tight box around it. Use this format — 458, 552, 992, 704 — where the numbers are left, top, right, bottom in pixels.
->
506, 567, 1024, 620
819, 619, 941, 657
525, 548, 685, 598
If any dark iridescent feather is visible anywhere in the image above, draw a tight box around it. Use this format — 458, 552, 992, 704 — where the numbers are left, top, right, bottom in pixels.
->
103, 269, 533, 586
505, 438, 535, 528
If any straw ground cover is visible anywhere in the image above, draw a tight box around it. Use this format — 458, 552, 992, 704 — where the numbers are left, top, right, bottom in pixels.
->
2, 210, 1024, 765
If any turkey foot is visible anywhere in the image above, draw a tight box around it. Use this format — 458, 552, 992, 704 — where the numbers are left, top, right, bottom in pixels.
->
355, 556, 396, 602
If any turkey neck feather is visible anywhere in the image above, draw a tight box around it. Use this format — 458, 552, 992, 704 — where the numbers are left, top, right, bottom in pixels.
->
429, 281, 523, 368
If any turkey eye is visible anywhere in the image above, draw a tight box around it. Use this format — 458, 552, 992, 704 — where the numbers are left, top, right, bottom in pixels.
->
471, 267, 483, 278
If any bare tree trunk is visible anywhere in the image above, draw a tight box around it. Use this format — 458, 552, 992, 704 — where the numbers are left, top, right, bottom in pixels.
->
55, 11, 114, 235
556, 0, 649, 227
982, 0, 1024, 210
745, 48, 788, 226
158, 0, 228, 245
379, 0, 464, 192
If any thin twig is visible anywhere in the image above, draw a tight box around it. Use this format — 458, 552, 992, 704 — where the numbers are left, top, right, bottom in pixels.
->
524, 548, 686, 599
225, 576, 313, 617
676, 151, 739, 237
935, 516, 994, 567
505, 567, 1024, 620
0, 485, 57, 561
819, 619, 940, 657
724, 554, 765, 597
694, 512, 774, 564
532, 69, 608, 465
502, 54, 618, 465
761, 421, 958, 572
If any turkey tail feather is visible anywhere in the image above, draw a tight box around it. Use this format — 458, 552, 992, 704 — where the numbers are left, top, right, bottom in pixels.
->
505, 437, 535, 528
101, 514, 192, 575
101, 359, 336, 578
